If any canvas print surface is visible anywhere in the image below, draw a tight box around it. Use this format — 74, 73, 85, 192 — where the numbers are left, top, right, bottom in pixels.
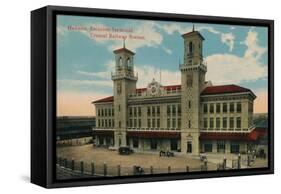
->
56, 15, 269, 180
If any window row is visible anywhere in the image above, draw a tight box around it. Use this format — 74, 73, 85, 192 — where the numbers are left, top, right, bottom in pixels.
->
97, 119, 115, 128
147, 106, 160, 117
203, 102, 242, 114
97, 108, 114, 117
129, 106, 142, 117
167, 104, 181, 116
203, 117, 241, 129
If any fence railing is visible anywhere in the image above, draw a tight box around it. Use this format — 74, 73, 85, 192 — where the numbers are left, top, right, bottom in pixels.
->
56, 157, 205, 178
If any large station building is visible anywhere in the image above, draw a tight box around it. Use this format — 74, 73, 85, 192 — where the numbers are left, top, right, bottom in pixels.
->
92, 28, 264, 155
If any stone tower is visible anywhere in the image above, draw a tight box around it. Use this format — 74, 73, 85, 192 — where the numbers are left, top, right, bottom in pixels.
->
180, 27, 207, 155
111, 43, 138, 148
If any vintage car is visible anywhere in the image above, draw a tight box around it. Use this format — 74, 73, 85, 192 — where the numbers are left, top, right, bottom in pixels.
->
118, 146, 134, 155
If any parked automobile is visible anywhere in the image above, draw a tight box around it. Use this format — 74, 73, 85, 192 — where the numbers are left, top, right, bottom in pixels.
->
118, 146, 134, 155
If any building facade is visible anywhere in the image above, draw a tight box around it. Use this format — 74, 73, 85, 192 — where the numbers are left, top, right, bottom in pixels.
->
92, 29, 263, 155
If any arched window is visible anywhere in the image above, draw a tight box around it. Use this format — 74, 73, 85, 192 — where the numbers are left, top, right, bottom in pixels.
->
118, 57, 122, 66
126, 58, 131, 66
189, 41, 193, 53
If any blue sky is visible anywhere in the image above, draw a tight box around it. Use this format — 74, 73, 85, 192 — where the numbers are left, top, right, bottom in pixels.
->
56, 15, 268, 115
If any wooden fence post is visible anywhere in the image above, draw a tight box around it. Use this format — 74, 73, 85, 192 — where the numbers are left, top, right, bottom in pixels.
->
71, 159, 75, 170
150, 166, 153, 174
168, 166, 171, 173
117, 165, 121, 176
103, 162, 107, 176
91, 161, 95, 175
80, 161, 84, 174
238, 154, 241, 169
223, 157, 227, 170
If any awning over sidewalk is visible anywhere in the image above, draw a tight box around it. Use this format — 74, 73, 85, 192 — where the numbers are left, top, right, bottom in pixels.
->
200, 128, 267, 141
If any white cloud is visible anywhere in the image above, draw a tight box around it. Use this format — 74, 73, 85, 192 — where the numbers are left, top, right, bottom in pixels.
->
242, 28, 267, 60
109, 21, 163, 51
221, 33, 235, 52
76, 60, 115, 80
135, 65, 180, 88
157, 24, 236, 52
205, 29, 267, 85
163, 47, 172, 55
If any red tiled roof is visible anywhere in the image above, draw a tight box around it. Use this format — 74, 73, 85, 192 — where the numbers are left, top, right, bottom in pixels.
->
92, 96, 113, 103
92, 84, 254, 103
182, 31, 205, 40
200, 128, 266, 141
136, 88, 147, 93
113, 47, 135, 55
201, 84, 254, 96
163, 85, 181, 90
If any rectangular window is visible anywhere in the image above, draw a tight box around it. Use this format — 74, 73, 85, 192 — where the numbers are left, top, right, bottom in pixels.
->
138, 119, 141, 128
152, 119, 155, 128
134, 119, 137, 128
203, 104, 208, 113
178, 118, 181, 129
217, 140, 225, 153
152, 106, 155, 117
98, 109, 100, 116
229, 117, 234, 129
167, 118, 170, 128
112, 119, 114, 127
216, 117, 220, 129
216, 103, 221, 113
129, 107, 132, 117
210, 103, 214, 113
223, 117, 227, 128
147, 119, 151, 128
147, 107, 151, 116
167, 105, 171, 115
237, 102, 241, 113
204, 118, 208, 128
112, 108, 114, 116
209, 118, 214, 129
157, 118, 160, 128
188, 120, 191, 128
101, 109, 104, 116
98, 119, 100, 127
157, 106, 160, 116
108, 109, 111, 116
172, 105, 176, 116
172, 118, 176, 128
119, 121, 121, 128
133, 138, 139, 148
109, 119, 111, 127
118, 105, 121, 112
138, 107, 141, 116
129, 119, 132, 127
134, 107, 137, 117
105, 109, 107, 116
236, 117, 241, 129
188, 101, 191, 109
230, 103, 234, 113
223, 103, 227, 113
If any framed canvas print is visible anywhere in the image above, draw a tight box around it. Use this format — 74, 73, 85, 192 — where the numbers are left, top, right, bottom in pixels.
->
31, 5, 274, 188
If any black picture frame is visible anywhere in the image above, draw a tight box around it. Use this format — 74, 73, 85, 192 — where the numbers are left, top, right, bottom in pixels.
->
31, 5, 274, 188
